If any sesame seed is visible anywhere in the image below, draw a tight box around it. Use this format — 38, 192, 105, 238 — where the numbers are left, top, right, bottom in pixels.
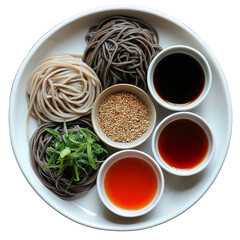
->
97, 91, 149, 143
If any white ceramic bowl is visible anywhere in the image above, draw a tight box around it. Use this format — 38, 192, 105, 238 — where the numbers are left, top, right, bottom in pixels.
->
91, 84, 156, 149
147, 45, 212, 111
152, 112, 215, 176
97, 150, 164, 217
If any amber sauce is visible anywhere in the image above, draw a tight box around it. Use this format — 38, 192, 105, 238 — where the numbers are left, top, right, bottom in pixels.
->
158, 119, 209, 169
153, 53, 205, 105
104, 157, 158, 210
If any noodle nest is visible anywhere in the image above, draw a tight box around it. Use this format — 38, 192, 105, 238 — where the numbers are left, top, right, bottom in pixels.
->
26, 54, 101, 126
83, 15, 162, 91
29, 116, 107, 199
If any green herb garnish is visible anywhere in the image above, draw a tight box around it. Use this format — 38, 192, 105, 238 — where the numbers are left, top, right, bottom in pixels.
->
44, 122, 107, 191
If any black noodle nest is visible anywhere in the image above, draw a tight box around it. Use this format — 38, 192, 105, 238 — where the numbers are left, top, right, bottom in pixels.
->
29, 115, 107, 200
83, 15, 162, 91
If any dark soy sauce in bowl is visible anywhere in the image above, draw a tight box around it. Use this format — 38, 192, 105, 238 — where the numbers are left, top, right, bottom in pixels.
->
153, 53, 205, 105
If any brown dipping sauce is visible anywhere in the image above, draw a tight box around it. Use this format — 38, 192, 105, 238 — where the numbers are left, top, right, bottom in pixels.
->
153, 53, 205, 105
158, 119, 209, 169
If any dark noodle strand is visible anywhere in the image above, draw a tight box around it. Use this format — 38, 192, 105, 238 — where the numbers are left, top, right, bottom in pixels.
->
29, 116, 107, 200
83, 15, 162, 91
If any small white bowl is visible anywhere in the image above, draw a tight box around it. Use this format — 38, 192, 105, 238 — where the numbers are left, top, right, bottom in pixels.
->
152, 112, 215, 176
97, 150, 164, 217
91, 84, 156, 149
147, 45, 212, 111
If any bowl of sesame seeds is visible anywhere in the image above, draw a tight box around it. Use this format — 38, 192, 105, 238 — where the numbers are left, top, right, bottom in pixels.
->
91, 84, 157, 149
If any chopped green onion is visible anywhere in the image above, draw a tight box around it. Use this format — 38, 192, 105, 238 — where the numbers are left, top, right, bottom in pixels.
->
60, 147, 71, 158
44, 121, 107, 191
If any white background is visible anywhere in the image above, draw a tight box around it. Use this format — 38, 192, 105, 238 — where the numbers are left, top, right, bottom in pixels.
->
2, 0, 239, 239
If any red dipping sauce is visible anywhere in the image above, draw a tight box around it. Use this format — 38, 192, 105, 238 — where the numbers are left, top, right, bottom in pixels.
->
158, 119, 209, 169
104, 157, 158, 210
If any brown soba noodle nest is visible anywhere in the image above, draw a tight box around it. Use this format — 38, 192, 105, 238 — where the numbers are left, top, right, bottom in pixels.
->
83, 15, 162, 91
29, 116, 107, 199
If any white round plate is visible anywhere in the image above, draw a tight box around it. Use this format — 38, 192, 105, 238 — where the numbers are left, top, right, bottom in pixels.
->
9, 6, 232, 230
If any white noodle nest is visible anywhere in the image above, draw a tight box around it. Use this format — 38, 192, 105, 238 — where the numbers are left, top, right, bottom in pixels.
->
26, 54, 101, 131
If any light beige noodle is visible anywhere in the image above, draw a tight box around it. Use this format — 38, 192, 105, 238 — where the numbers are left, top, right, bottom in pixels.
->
26, 54, 101, 139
